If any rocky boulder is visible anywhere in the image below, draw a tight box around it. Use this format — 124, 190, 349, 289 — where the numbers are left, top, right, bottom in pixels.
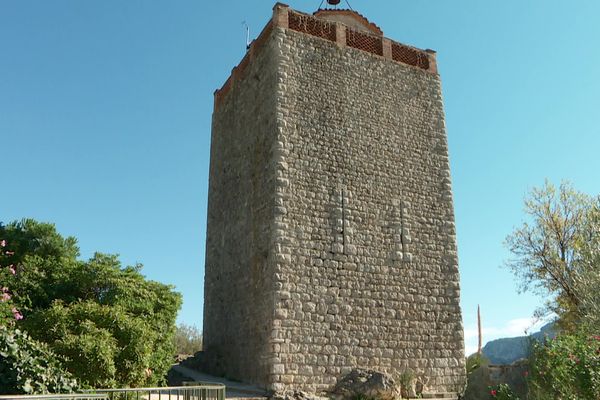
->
330, 369, 400, 400
271, 390, 329, 400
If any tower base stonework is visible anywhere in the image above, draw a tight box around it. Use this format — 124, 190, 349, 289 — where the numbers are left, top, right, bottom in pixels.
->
203, 4, 466, 396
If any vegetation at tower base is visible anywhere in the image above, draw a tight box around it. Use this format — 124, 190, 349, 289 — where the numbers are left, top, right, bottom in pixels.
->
519, 181, 600, 399
527, 331, 600, 399
0, 231, 79, 394
464, 181, 600, 400
487, 383, 520, 400
0, 219, 182, 391
173, 323, 203, 356
471, 181, 600, 400
465, 353, 490, 377
0, 327, 79, 394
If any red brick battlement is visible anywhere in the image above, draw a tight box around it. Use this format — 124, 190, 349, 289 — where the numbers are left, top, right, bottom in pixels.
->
214, 3, 438, 109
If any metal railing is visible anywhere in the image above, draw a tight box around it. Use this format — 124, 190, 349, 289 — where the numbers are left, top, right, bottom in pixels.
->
0, 385, 226, 400
89, 385, 226, 400
0, 395, 108, 400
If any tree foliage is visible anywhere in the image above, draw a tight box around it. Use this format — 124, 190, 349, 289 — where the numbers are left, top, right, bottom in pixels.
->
173, 323, 203, 355
504, 181, 600, 399
573, 202, 600, 332
0, 219, 182, 390
504, 181, 600, 329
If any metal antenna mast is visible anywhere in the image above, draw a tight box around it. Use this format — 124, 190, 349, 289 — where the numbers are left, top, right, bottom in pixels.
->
318, 0, 354, 10
242, 21, 250, 50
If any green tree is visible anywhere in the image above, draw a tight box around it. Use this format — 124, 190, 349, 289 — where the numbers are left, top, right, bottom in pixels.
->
0, 219, 182, 389
573, 201, 600, 332
173, 323, 203, 355
505, 182, 600, 399
504, 181, 600, 330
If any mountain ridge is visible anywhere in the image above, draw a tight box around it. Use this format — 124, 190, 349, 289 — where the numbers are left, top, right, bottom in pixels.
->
481, 322, 556, 364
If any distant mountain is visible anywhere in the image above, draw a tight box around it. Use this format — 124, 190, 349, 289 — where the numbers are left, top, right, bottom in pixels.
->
482, 322, 557, 365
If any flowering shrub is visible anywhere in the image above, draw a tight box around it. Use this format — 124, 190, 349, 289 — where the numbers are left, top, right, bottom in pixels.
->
528, 332, 600, 399
488, 384, 520, 399
0, 238, 77, 394
1, 219, 181, 389
0, 239, 21, 326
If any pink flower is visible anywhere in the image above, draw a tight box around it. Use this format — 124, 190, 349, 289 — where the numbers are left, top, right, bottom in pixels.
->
1, 287, 8, 293
0, 240, 5, 247
12, 308, 23, 320
1, 292, 11, 302
4, 251, 14, 256
8, 265, 16, 275
523, 371, 529, 377
490, 389, 497, 397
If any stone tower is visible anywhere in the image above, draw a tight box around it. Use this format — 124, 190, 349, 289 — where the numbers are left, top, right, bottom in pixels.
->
203, 3, 466, 397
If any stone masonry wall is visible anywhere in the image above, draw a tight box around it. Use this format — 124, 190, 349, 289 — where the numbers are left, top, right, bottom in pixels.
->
267, 28, 466, 394
205, 15, 466, 395
203, 31, 280, 388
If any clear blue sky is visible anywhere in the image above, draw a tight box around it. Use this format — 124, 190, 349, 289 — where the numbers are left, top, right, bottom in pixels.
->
2, 1, 599, 354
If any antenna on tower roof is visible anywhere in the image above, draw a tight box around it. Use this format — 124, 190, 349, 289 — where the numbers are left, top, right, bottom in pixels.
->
242, 21, 250, 50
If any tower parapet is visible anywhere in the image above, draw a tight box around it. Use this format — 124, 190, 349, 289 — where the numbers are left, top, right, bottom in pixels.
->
214, 3, 438, 110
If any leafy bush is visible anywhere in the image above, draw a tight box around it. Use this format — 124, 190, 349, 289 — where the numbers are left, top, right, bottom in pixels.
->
0, 327, 78, 394
0, 219, 182, 389
528, 332, 600, 400
24, 300, 168, 388
488, 383, 519, 399
466, 352, 490, 375
398, 369, 415, 399
174, 323, 203, 355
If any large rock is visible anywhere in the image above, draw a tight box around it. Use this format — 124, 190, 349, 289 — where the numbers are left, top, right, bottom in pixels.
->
330, 369, 400, 400
271, 390, 328, 400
